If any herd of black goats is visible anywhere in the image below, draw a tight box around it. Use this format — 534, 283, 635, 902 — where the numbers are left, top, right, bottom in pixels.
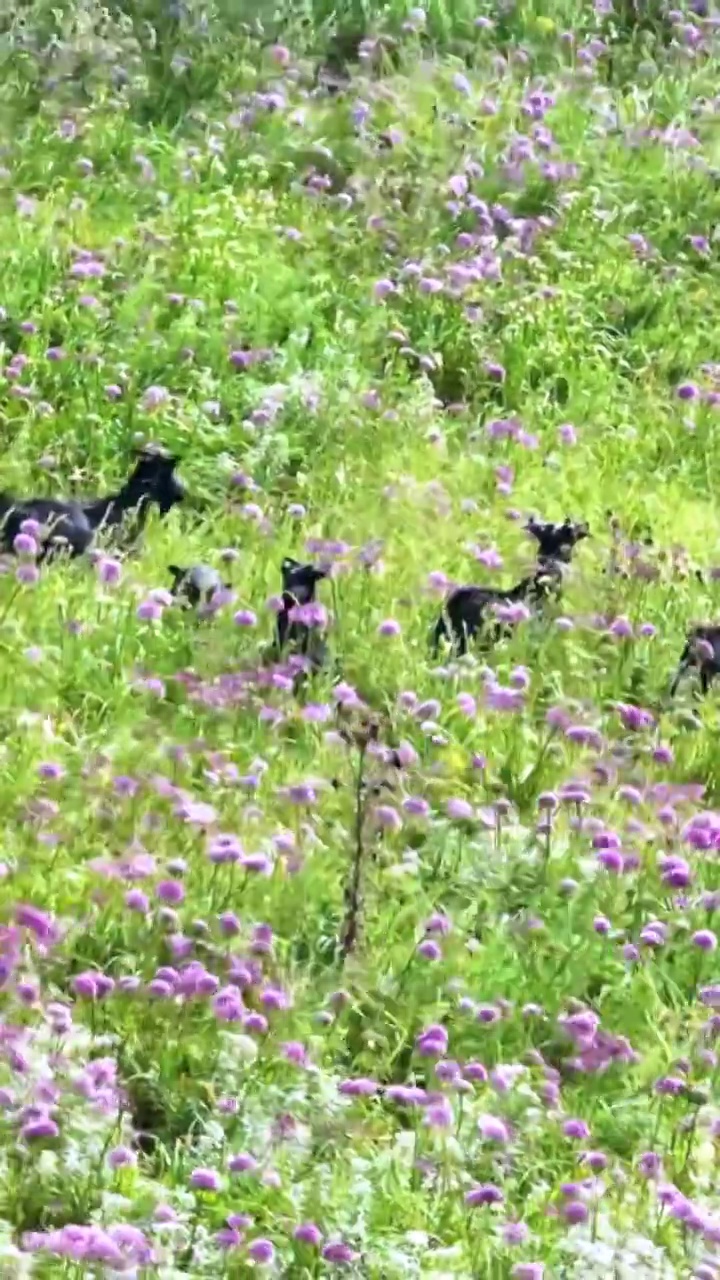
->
1, 444, 718, 699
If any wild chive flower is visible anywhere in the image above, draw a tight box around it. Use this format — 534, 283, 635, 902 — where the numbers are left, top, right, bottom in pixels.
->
72, 971, 105, 999
478, 1114, 510, 1143
617, 703, 655, 731
477, 1004, 502, 1025
660, 857, 692, 888
416, 1024, 448, 1056
581, 1150, 608, 1172
21, 1115, 59, 1141
142, 385, 170, 411
107, 1145, 136, 1168
228, 1152, 258, 1174
373, 805, 402, 832
213, 987, 244, 1022
502, 1221, 529, 1245
125, 889, 149, 913
464, 1061, 488, 1082
425, 912, 451, 935
13, 532, 37, 557
403, 796, 430, 818
562, 1118, 590, 1140
136, 600, 163, 622
208, 833, 243, 864
37, 761, 64, 780
190, 1167, 221, 1192
281, 1041, 308, 1066
338, 1077, 378, 1097
294, 1222, 322, 1247
322, 1240, 359, 1263
248, 1239, 275, 1264
97, 557, 122, 586
562, 1200, 589, 1224
417, 939, 442, 961
465, 1183, 504, 1206
453, 71, 471, 94
446, 797, 473, 822
693, 929, 717, 951
156, 880, 185, 904
386, 1085, 427, 1106
486, 683, 525, 712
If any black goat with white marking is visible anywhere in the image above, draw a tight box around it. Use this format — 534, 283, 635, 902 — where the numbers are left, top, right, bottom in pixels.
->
432, 517, 589, 657
168, 564, 229, 608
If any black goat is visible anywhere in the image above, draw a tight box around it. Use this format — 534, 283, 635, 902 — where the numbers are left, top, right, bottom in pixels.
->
432, 517, 589, 657
275, 558, 329, 668
0, 493, 93, 560
670, 625, 720, 696
82, 447, 185, 536
168, 564, 229, 607
431, 560, 563, 657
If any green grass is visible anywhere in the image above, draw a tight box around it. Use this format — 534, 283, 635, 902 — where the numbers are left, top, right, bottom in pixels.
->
0, 1, 718, 1276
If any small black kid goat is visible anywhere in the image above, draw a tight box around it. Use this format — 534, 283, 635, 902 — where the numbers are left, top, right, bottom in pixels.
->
432, 517, 590, 657
274, 558, 329, 670
670, 625, 720, 697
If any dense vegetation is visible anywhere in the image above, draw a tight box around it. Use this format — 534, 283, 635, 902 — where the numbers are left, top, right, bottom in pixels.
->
0, 1, 718, 1275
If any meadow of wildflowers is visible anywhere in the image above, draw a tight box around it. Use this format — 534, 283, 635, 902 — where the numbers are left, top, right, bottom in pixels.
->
1, 0, 720, 1275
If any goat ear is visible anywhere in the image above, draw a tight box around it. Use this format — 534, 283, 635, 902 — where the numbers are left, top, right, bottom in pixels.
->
168, 564, 185, 579
281, 557, 299, 573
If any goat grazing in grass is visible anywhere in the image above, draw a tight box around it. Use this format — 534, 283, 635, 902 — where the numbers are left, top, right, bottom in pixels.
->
274, 558, 329, 670
0, 492, 93, 561
432, 517, 589, 657
82, 447, 185, 537
168, 564, 229, 608
670, 625, 720, 697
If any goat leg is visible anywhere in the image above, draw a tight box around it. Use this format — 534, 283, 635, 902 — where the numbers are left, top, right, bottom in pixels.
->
669, 649, 691, 697
430, 615, 448, 657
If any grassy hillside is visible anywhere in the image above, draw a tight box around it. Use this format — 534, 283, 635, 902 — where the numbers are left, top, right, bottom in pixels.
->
0, 1, 718, 1275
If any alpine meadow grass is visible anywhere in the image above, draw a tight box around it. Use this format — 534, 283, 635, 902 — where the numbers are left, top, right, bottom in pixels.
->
0, 2, 719, 1276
